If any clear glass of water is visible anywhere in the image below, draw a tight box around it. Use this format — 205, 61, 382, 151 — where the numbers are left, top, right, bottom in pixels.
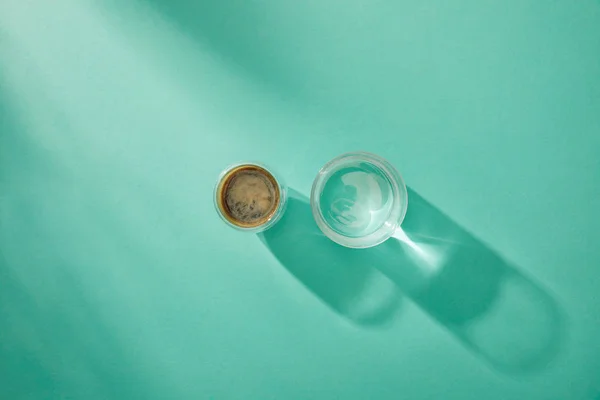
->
310, 152, 408, 248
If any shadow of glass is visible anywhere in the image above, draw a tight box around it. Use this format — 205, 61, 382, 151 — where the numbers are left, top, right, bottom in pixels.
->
373, 188, 566, 374
261, 188, 565, 375
259, 189, 403, 327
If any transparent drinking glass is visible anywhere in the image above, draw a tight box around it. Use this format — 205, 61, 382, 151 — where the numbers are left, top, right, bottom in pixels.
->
310, 152, 408, 248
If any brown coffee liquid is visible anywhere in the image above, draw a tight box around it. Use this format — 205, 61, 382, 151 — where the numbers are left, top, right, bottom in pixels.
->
217, 165, 280, 228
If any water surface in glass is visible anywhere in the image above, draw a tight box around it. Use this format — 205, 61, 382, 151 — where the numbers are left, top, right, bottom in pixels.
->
319, 161, 394, 238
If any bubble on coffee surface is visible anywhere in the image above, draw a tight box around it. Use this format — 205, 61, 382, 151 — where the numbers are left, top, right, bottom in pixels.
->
224, 170, 276, 224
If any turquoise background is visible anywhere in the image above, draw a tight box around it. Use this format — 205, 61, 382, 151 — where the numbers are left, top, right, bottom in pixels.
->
1, 0, 600, 399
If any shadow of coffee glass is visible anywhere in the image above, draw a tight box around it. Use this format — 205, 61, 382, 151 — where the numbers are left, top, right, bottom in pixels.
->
258, 189, 403, 328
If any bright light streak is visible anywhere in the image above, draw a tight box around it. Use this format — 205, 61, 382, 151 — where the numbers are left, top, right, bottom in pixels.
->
391, 227, 447, 276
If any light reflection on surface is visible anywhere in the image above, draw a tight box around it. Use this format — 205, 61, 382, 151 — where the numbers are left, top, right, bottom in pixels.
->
391, 228, 447, 277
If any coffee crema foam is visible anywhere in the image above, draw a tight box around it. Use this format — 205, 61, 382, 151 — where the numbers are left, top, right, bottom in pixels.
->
217, 165, 280, 228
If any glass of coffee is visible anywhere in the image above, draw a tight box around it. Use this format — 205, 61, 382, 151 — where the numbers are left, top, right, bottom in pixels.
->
214, 163, 287, 232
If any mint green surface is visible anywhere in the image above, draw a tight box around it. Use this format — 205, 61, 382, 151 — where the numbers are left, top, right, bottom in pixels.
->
1, 0, 600, 399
